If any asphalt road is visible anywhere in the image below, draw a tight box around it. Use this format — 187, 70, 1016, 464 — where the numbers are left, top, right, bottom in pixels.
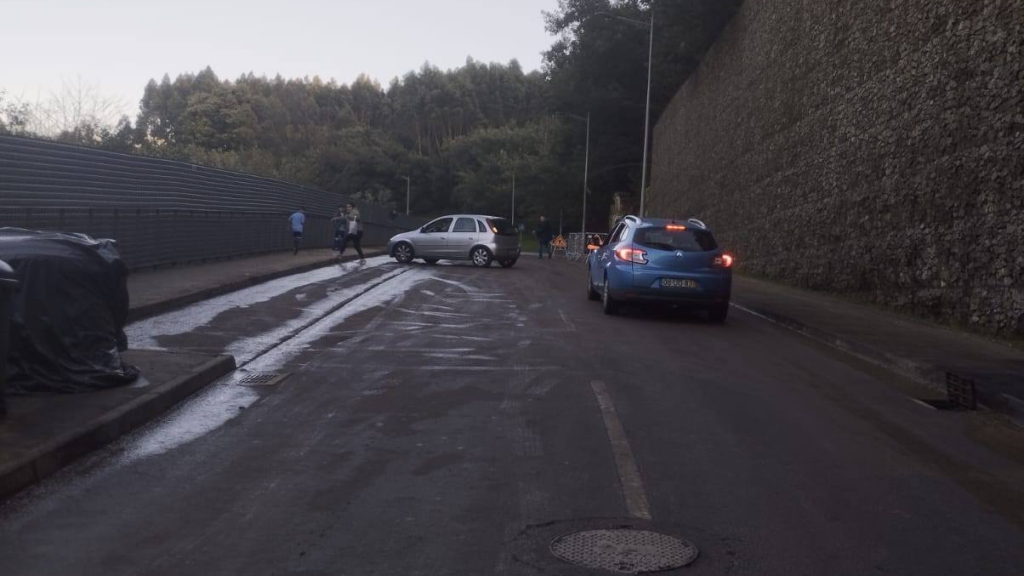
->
2, 256, 1024, 575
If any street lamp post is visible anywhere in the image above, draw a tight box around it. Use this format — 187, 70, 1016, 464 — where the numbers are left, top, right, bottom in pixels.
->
594, 9, 654, 217
556, 112, 591, 241
511, 170, 516, 227
397, 175, 411, 215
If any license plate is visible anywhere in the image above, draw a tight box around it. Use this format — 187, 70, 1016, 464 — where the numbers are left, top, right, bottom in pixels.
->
662, 278, 699, 289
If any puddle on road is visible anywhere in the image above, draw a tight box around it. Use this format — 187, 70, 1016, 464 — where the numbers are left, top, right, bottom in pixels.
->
126, 256, 394, 349
119, 268, 435, 463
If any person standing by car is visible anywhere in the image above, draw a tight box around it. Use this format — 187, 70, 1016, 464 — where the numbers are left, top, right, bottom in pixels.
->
289, 207, 306, 255
330, 206, 348, 259
535, 216, 553, 259
339, 202, 366, 264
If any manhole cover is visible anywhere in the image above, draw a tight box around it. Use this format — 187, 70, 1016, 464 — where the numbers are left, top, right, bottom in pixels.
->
550, 529, 698, 573
236, 372, 289, 387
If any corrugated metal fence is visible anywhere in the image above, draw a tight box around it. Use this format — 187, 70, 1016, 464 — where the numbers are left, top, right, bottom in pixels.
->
0, 135, 423, 269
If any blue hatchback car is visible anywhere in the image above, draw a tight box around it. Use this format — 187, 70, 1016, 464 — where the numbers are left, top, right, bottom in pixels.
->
586, 216, 734, 321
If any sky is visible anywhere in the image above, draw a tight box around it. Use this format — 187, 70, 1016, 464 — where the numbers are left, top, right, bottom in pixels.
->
0, 0, 559, 118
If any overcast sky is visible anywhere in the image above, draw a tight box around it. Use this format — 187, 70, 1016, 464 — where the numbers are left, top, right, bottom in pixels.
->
1, 0, 558, 117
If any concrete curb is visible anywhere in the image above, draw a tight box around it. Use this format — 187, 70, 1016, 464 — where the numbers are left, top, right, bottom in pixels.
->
0, 354, 236, 501
128, 248, 387, 322
731, 300, 1024, 425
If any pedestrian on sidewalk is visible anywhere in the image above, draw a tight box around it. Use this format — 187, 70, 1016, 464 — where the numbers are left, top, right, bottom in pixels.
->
339, 202, 366, 264
535, 216, 553, 259
330, 206, 348, 259
289, 207, 306, 255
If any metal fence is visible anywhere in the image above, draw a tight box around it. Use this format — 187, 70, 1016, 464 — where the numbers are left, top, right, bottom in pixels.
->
0, 135, 424, 268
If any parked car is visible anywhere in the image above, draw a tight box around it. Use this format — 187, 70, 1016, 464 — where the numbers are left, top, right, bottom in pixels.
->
586, 216, 734, 321
389, 214, 521, 267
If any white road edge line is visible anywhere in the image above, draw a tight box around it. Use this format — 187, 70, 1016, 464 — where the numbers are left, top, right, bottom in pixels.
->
590, 380, 653, 520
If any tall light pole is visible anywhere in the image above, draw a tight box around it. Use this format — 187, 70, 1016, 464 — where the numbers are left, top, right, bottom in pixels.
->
511, 170, 516, 226
595, 9, 654, 217
556, 112, 591, 240
397, 175, 411, 215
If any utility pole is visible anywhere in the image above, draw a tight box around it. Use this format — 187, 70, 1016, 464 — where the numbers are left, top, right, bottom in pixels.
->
639, 8, 654, 218
511, 170, 516, 226
591, 9, 654, 217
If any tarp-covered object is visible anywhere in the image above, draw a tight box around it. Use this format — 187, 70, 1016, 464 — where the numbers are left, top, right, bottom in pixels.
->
0, 228, 138, 393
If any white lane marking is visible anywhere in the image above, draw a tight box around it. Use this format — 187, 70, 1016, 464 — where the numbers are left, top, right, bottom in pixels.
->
590, 380, 653, 520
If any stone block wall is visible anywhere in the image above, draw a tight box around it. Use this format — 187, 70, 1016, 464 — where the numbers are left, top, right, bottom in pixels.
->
651, 0, 1024, 336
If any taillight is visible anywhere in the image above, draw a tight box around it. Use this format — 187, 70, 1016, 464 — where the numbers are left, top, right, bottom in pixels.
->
712, 253, 735, 268
615, 247, 648, 264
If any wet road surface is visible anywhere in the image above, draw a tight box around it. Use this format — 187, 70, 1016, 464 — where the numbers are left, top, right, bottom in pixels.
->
2, 256, 1024, 575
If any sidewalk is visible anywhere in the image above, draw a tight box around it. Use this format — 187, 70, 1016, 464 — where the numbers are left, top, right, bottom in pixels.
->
3, 247, 385, 500
732, 275, 1024, 424
0, 350, 234, 500
129, 247, 386, 320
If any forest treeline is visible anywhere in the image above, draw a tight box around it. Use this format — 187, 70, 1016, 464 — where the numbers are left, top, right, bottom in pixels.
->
0, 0, 742, 227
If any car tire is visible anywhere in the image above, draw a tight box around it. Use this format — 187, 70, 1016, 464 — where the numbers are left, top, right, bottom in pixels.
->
423, 257, 440, 265
602, 277, 618, 315
708, 302, 729, 323
587, 271, 600, 301
499, 258, 517, 268
471, 247, 493, 267
393, 242, 415, 264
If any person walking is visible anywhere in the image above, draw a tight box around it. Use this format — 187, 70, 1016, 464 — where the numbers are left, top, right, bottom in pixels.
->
339, 202, 366, 264
288, 207, 306, 255
330, 206, 348, 259
535, 215, 553, 259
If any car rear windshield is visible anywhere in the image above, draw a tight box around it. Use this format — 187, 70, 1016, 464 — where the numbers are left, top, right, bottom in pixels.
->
486, 218, 516, 236
634, 227, 718, 252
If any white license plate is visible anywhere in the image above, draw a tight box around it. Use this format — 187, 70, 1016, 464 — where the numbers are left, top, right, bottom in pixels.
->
662, 278, 699, 289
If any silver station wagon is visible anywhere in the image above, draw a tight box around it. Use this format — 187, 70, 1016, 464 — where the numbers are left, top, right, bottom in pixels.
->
388, 214, 522, 267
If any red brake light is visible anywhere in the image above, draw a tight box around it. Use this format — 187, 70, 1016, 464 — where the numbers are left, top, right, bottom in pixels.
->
666, 224, 687, 231
713, 254, 735, 268
615, 247, 648, 264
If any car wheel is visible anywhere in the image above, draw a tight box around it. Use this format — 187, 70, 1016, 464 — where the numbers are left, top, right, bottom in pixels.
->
602, 277, 618, 315
471, 247, 493, 267
708, 302, 729, 323
499, 258, 517, 268
423, 257, 439, 265
587, 270, 600, 301
393, 242, 415, 264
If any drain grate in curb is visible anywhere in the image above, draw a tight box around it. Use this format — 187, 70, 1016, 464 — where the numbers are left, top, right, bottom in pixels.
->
550, 529, 698, 573
237, 372, 290, 387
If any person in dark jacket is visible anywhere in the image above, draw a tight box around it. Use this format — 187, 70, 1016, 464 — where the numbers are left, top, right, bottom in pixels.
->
535, 216, 553, 259
330, 206, 348, 259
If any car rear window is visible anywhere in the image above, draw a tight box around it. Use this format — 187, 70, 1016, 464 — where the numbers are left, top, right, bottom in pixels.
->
634, 227, 718, 252
486, 218, 516, 236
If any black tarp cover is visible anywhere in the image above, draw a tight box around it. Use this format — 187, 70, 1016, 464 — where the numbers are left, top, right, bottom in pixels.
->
0, 228, 138, 393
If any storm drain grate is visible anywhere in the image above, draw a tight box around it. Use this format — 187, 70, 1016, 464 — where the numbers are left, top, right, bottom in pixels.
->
236, 372, 290, 387
550, 529, 698, 573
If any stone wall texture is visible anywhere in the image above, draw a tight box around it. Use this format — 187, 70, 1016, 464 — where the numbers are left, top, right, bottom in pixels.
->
651, 0, 1024, 336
